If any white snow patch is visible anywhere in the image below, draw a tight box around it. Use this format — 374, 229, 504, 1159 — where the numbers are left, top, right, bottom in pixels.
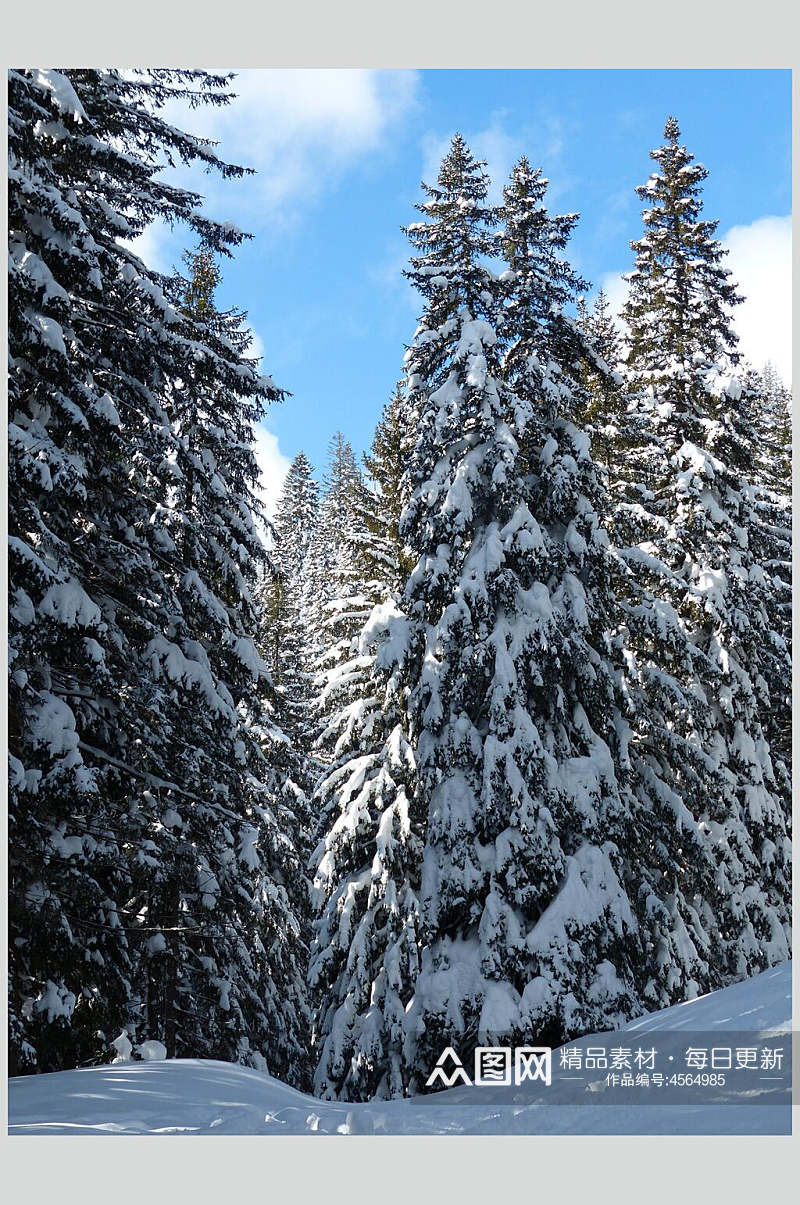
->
9, 964, 790, 1135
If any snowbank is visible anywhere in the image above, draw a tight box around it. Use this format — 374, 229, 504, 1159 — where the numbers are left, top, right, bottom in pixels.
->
8, 962, 791, 1135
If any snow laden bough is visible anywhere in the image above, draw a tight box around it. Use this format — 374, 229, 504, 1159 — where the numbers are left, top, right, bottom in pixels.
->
310, 136, 645, 1101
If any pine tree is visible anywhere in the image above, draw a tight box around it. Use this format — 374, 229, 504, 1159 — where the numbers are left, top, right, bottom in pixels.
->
307, 435, 373, 749
308, 416, 422, 1101
578, 290, 622, 367
305, 436, 359, 640
362, 383, 416, 590
575, 290, 627, 467
132, 246, 311, 1078
259, 451, 320, 719
310, 138, 641, 1101
255, 449, 320, 886
752, 362, 792, 490
623, 115, 742, 386
312, 391, 413, 781
8, 69, 309, 1082
9, 67, 246, 1074
739, 363, 792, 783
307, 389, 416, 1099
754, 361, 792, 662
609, 119, 791, 1006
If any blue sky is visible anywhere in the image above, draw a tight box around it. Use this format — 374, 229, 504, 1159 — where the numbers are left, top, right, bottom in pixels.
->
138, 69, 792, 510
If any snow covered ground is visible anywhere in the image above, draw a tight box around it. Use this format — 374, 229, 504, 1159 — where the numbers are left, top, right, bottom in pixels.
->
8, 962, 791, 1135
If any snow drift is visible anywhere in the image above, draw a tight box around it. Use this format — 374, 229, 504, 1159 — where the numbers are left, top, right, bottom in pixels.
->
8, 961, 791, 1135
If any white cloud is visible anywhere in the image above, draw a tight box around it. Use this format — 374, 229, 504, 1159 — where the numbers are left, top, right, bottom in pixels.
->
118, 219, 181, 275
252, 424, 291, 524
596, 270, 630, 322
597, 214, 791, 385
177, 69, 420, 216
723, 214, 791, 384
246, 325, 266, 363
117, 70, 420, 271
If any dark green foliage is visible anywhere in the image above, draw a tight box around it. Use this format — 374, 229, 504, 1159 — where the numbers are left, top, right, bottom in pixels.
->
8, 69, 309, 1084
623, 115, 742, 386
610, 118, 791, 1007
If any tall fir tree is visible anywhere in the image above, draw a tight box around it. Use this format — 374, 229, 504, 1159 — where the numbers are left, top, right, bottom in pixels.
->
361, 382, 416, 591
310, 138, 641, 1101
254, 449, 320, 912
307, 387, 415, 1101
305, 435, 362, 647
751, 362, 792, 490
257, 450, 320, 759
8, 69, 309, 1083
738, 362, 793, 780
609, 118, 791, 1006
575, 290, 627, 468
312, 389, 414, 777
139, 246, 311, 1079
623, 115, 742, 384
9, 67, 243, 1074
307, 434, 375, 754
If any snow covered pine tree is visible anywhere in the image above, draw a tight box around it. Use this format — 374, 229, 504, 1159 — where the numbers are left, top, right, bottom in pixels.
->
308, 433, 393, 793
611, 117, 791, 1007
736, 361, 792, 785
575, 289, 627, 469
8, 69, 308, 1082
752, 362, 791, 491
259, 450, 319, 696
307, 392, 417, 1099
255, 449, 320, 887
8, 71, 790, 1108
148, 246, 310, 1080
361, 383, 416, 591
310, 137, 641, 1100
311, 403, 413, 782
305, 433, 366, 666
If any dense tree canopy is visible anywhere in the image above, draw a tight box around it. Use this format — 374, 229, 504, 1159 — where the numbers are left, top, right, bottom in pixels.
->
8, 83, 791, 1100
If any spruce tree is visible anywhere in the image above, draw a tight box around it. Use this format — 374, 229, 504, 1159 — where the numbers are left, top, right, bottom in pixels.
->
134, 246, 310, 1078
361, 383, 416, 590
308, 413, 422, 1100
258, 450, 320, 736
610, 118, 791, 1006
738, 363, 792, 783
9, 67, 246, 1073
8, 68, 309, 1081
305, 436, 359, 638
751, 362, 792, 490
310, 138, 641, 1100
255, 449, 320, 885
312, 393, 413, 778
307, 434, 372, 749
575, 290, 627, 468
623, 115, 742, 384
